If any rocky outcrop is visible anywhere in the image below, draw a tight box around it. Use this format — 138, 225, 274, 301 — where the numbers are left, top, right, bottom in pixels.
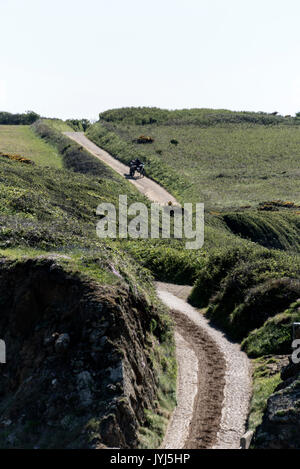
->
254, 357, 300, 448
0, 256, 168, 448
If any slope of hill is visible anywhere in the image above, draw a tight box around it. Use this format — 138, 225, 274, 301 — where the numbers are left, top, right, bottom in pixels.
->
1, 108, 300, 447
0, 125, 63, 168
87, 107, 300, 441
87, 107, 300, 208
0, 127, 176, 448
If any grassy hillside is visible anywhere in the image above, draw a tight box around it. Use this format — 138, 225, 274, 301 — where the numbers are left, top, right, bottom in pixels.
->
87, 108, 300, 208
87, 107, 300, 438
87, 107, 300, 347
0, 125, 63, 168
1, 108, 300, 443
0, 125, 178, 448
42, 118, 74, 132
0, 145, 150, 250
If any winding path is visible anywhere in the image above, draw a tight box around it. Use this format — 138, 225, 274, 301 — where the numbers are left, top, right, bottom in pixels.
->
64, 132, 252, 449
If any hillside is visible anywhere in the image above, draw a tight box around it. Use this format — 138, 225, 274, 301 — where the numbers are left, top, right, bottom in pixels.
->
1, 108, 300, 448
0, 125, 63, 168
0, 120, 177, 448
87, 107, 300, 443
87, 107, 300, 208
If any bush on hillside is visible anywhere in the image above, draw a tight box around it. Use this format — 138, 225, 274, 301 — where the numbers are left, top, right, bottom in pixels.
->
221, 211, 300, 252
189, 245, 300, 340
132, 135, 154, 144
98, 107, 299, 127
229, 278, 300, 339
0, 111, 40, 125
65, 119, 91, 132
32, 119, 112, 178
241, 300, 300, 357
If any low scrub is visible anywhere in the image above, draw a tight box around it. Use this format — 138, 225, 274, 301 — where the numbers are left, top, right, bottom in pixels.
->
0, 111, 40, 125
99, 107, 299, 127
247, 356, 284, 431
92, 108, 300, 210
132, 135, 154, 144
0, 152, 34, 165
189, 246, 300, 342
242, 300, 300, 357
221, 211, 300, 252
33, 120, 113, 178
65, 119, 91, 132
0, 155, 148, 251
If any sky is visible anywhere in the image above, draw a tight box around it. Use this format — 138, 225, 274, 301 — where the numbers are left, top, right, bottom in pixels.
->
1, 0, 300, 120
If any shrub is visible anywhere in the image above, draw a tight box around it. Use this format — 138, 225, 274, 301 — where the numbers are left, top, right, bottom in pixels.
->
221, 211, 300, 252
0, 111, 40, 125
133, 135, 154, 144
65, 119, 91, 132
189, 245, 300, 340
229, 278, 300, 339
0, 152, 34, 165
242, 300, 300, 357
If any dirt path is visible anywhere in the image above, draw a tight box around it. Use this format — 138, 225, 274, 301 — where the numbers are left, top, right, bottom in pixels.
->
156, 283, 252, 449
161, 331, 199, 449
63, 132, 178, 206
64, 132, 252, 449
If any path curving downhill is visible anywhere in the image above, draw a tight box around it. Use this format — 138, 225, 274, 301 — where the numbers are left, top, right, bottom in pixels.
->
64, 132, 252, 449
156, 283, 252, 449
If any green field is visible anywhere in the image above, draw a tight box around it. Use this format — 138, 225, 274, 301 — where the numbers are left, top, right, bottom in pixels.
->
88, 108, 300, 209
0, 125, 63, 168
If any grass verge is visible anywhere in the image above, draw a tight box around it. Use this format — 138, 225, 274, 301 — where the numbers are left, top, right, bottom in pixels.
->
0, 125, 62, 168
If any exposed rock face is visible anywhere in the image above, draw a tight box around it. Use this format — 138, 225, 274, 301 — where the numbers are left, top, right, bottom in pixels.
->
254, 357, 300, 448
0, 257, 165, 448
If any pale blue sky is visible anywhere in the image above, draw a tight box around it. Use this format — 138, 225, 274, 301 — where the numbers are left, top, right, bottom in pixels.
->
1, 0, 300, 119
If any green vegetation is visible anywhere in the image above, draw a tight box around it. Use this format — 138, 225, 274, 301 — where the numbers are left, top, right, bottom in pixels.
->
0, 248, 176, 449
33, 119, 113, 178
87, 122, 187, 201
43, 118, 91, 133
99, 107, 296, 126
0, 128, 177, 448
220, 210, 300, 252
242, 300, 300, 357
0, 147, 151, 250
247, 356, 283, 431
42, 118, 74, 132
0, 125, 63, 168
87, 107, 299, 442
139, 317, 177, 448
87, 107, 299, 313
65, 118, 91, 132
0, 111, 40, 125
87, 109, 300, 399
2, 106, 300, 444
88, 108, 300, 209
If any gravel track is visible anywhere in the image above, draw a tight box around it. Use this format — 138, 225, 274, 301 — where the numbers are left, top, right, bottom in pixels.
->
64, 133, 253, 449
157, 283, 252, 449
